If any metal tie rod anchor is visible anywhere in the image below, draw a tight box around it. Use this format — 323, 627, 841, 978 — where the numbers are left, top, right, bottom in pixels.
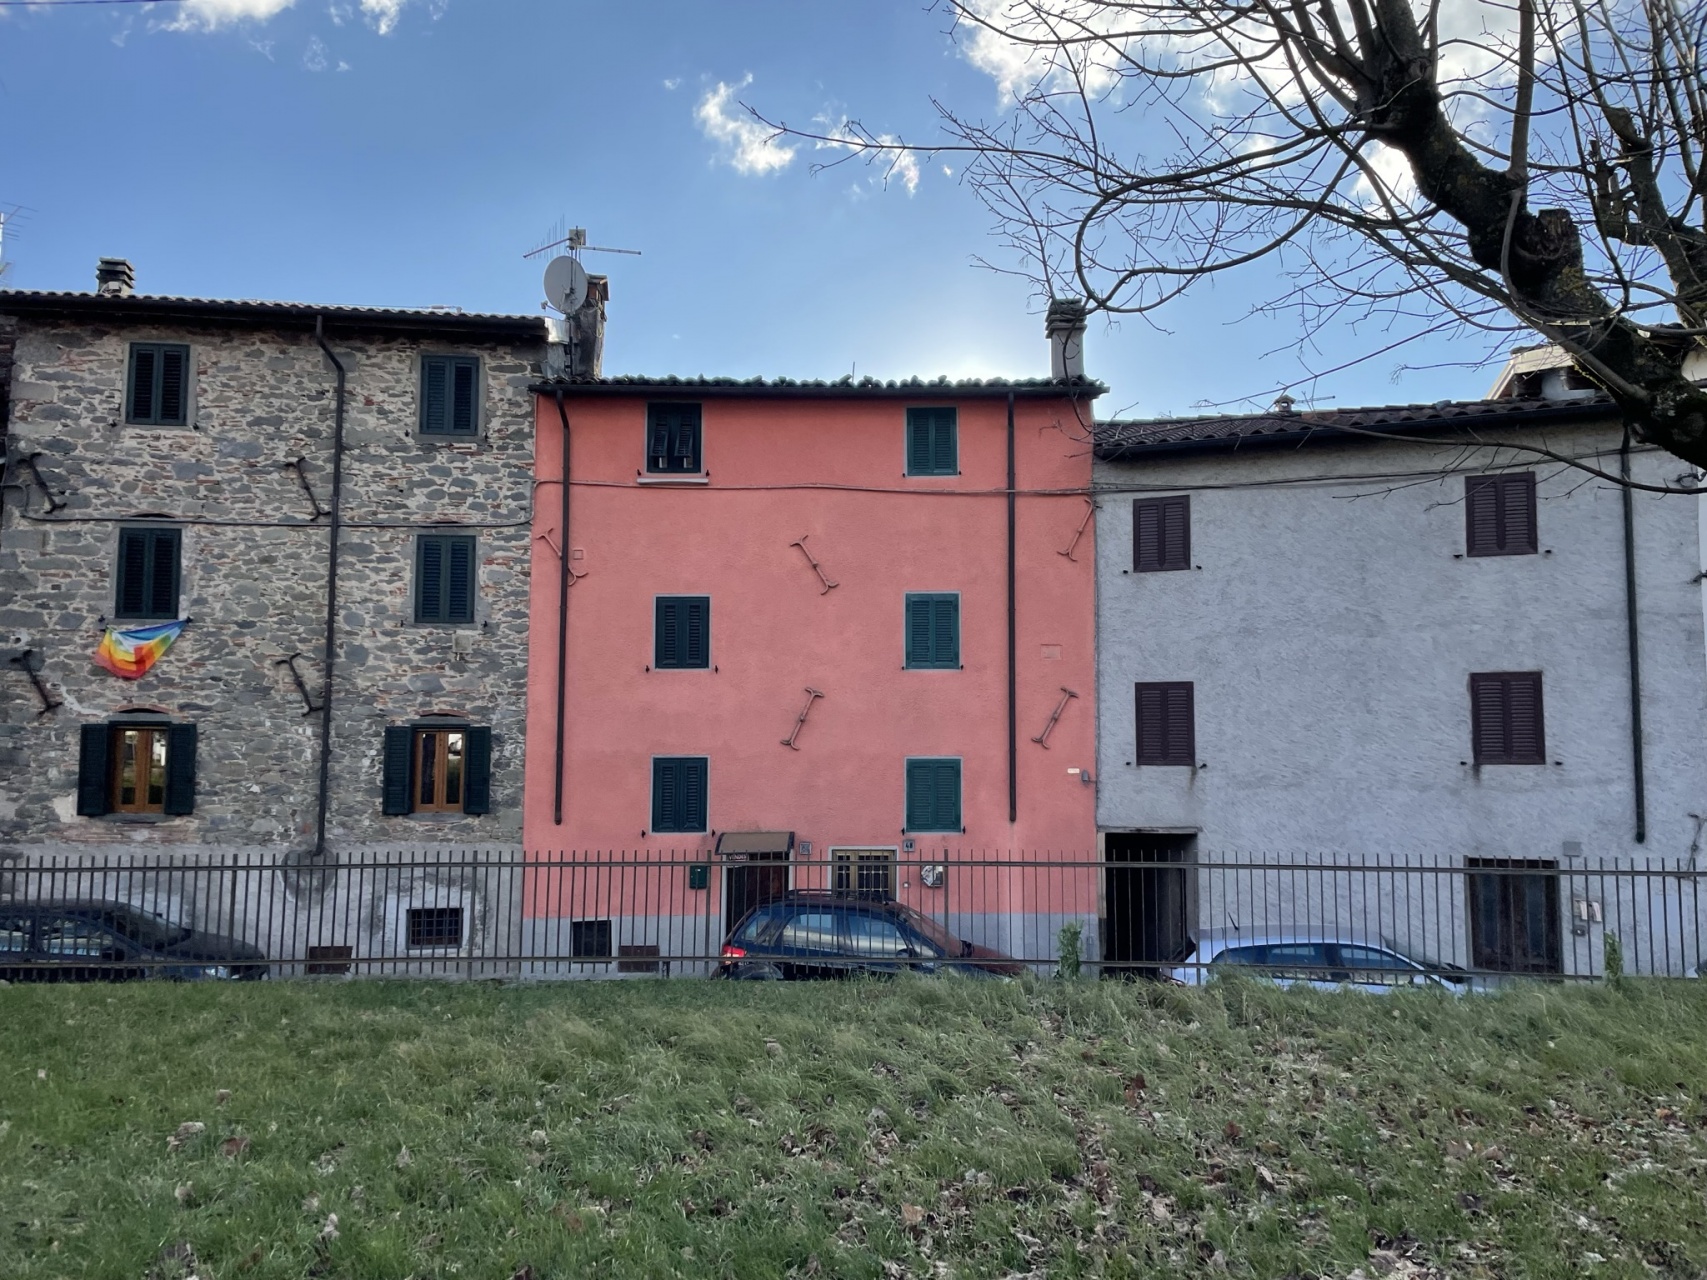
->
1031, 687, 1078, 748
790, 535, 838, 594
781, 687, 825, 750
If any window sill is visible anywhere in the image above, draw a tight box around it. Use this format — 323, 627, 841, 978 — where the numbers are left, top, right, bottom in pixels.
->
100, 813, 183, 825
402, 811, 476, 823
905, 472, 961, 479
636, 474, 710, 486
123, 420, 193, 431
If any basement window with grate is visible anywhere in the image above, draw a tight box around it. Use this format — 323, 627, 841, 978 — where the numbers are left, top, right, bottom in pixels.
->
407, 907, 464, 949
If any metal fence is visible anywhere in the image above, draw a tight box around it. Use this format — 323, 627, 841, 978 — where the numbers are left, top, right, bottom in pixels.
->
0, 849, 1701, 981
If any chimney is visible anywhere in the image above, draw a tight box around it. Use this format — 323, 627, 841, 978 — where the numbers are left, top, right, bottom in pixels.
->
95, 258, 135, 298
566, 274, 608, 381
1046, 297, 1087, 382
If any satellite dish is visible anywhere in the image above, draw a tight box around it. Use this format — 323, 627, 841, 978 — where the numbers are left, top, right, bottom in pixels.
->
543, 255, 589, 314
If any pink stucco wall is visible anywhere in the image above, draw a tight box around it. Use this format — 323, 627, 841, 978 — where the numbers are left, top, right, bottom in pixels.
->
523, 390, 1097, 920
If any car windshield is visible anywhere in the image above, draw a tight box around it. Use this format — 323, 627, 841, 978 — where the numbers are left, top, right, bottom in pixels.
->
1379, 935, 1464, 977
892, 904, 961, 956
92, 904, 192, 948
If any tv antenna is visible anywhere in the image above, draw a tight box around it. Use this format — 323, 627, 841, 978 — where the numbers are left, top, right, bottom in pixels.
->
525, 222, 641, 315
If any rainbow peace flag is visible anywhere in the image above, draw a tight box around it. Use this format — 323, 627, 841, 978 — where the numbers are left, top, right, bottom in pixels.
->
93, 620, 186, 680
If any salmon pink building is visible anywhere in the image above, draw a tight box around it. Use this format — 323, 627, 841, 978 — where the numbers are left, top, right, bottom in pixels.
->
522, 308, 1103, 968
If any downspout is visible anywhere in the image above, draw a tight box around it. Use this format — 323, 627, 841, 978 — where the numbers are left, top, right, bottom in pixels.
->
552, 390, 571, 825
1620, 431, 1647, 843
312, 317, 346, 859
1007, 389, 1018, 824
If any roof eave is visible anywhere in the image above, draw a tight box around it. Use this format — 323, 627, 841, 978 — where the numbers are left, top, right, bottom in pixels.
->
0, 293, 546, 341
1094, 401, 1623, 461
531, 378, 1107, 400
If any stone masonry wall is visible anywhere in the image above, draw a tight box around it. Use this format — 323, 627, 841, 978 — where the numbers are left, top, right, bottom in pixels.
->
0, 312, 541, 868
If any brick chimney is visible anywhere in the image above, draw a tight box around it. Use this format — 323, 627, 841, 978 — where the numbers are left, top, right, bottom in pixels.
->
1046, 297, 1087, 381
566, 274, 608, 381
95, 258, 135, 298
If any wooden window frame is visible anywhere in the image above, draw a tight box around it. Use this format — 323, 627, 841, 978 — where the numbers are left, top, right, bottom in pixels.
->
1465, 858, 1563, 973
1465, 472, 1538, 557
646, 403, 703, 474
655, 596, 711, 669
905, 407, 958, 476
1133, 496, 1190, 572
413, 533, 477, 625
904, 757, 963, 833
114, 526, 181, 621
110, 725, 169, 815
413, 727, 468, 813
406, 906, 464, 949
1469, 671, 1546, 765
124, 342, 191, 427
420, 354, 481, 437
904, 592, 960, 669
1134, 681, 1195, 766
651, 756, 709, 833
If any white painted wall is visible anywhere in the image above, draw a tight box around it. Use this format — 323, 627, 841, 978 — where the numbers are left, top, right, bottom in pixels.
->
1093, 425, 1707, 972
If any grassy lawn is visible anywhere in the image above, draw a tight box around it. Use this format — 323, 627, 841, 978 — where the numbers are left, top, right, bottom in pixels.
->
3, 976, 1707, 1279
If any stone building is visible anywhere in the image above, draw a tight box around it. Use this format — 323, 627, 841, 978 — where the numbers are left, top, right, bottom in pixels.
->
1091, 381, 1707, 978
0, 260, 553, 969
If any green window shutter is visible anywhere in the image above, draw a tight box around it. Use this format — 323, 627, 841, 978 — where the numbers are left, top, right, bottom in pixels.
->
906, 758, 961, 831
128, 346, 158, 423
446, 537, 475, 624
906, 408, 956, 475
116, 528, 179, 620
421, 357, 450, 434
905, 594, 958, 668
685, 599, 708, 667
381, 726, 414, 815
652, 758, 676, 830
450, 358, 478, 434
157, 347, 188, 425
416, 536, 444, 621
656, 598, 709, 668
461, 727, 492, 815
683, 758, 707, 831
647, 404, 702, 473
76, 724, 112, 817
932, 596, 958, 666
656, 599, 679, 666
162, 723, 197, 815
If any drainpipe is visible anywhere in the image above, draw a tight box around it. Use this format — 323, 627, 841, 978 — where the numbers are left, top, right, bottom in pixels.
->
1620, 431, 1647, 843
312, 317, 346, 859
553, 390, 571, 826
1007, 389, 1017, 824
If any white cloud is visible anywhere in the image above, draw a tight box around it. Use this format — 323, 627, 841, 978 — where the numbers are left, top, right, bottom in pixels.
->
328, 2, 352, 25
164, 0, 297, 31
695, 75, 797, 176
814, 115, 922, 196
361, 0, 405, 34
302, 34, 328, 70
663, 77, 681, 91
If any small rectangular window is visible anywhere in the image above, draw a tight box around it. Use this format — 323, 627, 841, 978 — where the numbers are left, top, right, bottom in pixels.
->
414, 534, 476, 624
1135, 681, 1194, 765
1133, 496, 1190, 571
652, 757, 709, 833
421, 355, 480, 436
904, 593, 960, 668
126, 343, 190, 426
414, 729, 467, 812
647, 403, 702, 474
905, 407, 957, 476
407, 907, 464, 949
115, 527, 181, 620
832, 850, 895, 901
905, 757, 962, 832
655, 596, 710, 668
77, 721, 197, 818
1465, 858, 1561, 973
571, 919, 613, 959
1470, 671, 1545, 764
1465, 473, 1537, 556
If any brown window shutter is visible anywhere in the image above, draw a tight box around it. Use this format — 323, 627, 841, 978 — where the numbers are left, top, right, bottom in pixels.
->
1466, 473, 1537, 556
1133, 496, 1190, 572
1470, 671, 1544, 763
1135, 681, 1194, 765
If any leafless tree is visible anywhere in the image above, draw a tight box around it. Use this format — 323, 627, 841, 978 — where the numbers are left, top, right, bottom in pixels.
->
758, 0, 1707, 467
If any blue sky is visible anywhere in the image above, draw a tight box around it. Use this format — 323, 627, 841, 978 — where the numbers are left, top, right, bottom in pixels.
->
0, 0, 1497, 418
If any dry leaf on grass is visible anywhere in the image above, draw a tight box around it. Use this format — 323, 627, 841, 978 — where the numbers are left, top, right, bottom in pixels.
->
395, 1145, 412, 1169
219, 1135, 251, 1159
215, 1089, 231, 1106
765, 1039, 783, 1056
1124, 1074, 1147, 1105
174, 1183, 194, 1207
1223, 1121, 1242, 1141
901, 1203, 925, 1227
317, 1214, 339, 1243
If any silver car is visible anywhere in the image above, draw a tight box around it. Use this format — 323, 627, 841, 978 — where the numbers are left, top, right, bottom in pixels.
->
1162, 929, 1475, 992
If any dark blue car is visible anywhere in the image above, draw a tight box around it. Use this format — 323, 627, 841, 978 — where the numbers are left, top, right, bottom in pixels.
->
0, 900, 268, 982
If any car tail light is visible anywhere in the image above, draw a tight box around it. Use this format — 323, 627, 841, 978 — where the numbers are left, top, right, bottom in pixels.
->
720, 945, 746, 958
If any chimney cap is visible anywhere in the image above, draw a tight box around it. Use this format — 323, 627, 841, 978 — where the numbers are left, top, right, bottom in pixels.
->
1045, 297, 1087, 332
95, 257, 135, 297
